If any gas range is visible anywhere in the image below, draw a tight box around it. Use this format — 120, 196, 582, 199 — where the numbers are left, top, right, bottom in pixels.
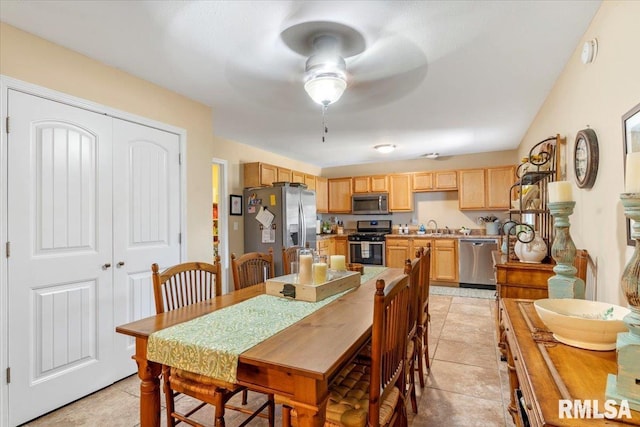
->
347, 220, 392, 241
347, 232, 388, 242
347, 220, 391, 266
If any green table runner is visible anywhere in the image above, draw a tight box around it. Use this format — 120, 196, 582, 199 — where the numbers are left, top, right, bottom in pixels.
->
147, 267, 386, 383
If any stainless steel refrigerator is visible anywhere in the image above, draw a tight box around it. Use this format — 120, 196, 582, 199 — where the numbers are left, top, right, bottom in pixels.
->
243, 184, 316, 276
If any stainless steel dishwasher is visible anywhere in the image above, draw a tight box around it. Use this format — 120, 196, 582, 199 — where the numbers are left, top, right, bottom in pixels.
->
459, 238, 499, 289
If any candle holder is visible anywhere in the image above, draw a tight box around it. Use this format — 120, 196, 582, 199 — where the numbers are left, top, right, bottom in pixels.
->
606, 193, 640, 411
547, 201, 585, 299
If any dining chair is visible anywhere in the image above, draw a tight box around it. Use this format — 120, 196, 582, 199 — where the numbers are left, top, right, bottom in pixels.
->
282, 246, 300, 275
151, 257, 274, 427
404, 257, 420, 414
231, 248, 275, 290
415, 243, 432, 387
287, 274, 412, 427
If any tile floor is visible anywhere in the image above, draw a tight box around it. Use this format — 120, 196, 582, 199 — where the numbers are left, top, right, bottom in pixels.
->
20, 291, 516, 427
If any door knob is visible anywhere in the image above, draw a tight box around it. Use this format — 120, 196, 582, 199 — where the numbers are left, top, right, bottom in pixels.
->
102, 263, 112, 270
116, 261, 125, 268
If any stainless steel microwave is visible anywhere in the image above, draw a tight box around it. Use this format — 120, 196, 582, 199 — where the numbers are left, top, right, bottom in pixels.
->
351, 193, 389, 215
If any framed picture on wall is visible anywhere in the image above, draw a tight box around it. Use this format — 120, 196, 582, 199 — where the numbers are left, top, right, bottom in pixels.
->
230, 194, 243, 216
623, 102, 640, 246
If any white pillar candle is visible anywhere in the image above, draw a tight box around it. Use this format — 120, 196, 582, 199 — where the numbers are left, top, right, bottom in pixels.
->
312, 262, 328, 285
548, 181, 573, 202
330, 255, 346, 271
625, 152, 640, 193
298, 254, 313, 285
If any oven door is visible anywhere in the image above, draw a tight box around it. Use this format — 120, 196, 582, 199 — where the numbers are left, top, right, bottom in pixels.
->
349, 241, 385, 266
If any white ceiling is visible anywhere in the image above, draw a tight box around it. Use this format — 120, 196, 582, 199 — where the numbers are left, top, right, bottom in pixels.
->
0, 0, 601, 168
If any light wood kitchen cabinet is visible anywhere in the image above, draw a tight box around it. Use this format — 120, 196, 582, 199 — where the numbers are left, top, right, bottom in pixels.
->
458, 166, 515, 210
388, 173, 413, 211
328, 178, 352, 213
432, 238, 458, 282
352, 175, 388, 193
412, 172, 433, 191
486, 166, 514, 209
370, 175, 389, 192
334, 236, 348, 257
458, 169, 486, 209
243, 162, 278, 187
385, 238, 411, 268
277, 167, 292, 183
304, 175, 316, 190
292, 170, 305, 183
434, 170, 457, 190
316, 176, 328, 213
316, 238, 335, 258
352, 176, 370, 193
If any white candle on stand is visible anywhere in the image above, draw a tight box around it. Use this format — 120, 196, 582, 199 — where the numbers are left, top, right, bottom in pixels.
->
625, 152, 640, 193
548, 181, 573, 202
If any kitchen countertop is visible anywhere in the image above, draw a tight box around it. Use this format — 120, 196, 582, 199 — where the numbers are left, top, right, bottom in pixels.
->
386, 233, 501, 240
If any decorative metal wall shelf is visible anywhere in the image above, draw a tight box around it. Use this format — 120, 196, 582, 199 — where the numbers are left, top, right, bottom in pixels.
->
506, 135, 564, 260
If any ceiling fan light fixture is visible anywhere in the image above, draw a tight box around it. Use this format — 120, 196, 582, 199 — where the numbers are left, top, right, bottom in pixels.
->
304, 75, 347, 106
424, 152, 439, 159
374, 144, 396, 154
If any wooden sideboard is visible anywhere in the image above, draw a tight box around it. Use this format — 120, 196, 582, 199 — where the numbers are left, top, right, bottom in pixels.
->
500, 298, 640, 426
494, 250, 588, 359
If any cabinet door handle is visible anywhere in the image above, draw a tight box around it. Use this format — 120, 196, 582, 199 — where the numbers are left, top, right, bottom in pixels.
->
117, 261, 125, 268
102, 263, 112, 270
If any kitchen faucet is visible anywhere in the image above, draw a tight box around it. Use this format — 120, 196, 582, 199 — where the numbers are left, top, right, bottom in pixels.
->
426, 219, 438, 234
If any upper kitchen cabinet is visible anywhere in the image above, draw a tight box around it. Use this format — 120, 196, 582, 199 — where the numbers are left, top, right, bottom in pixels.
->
412, 171, 433, 191
412, 170, 458, 192
243, 162, 278, 187
434, 170, 457, 190
389, 173, 413, 211
292, 170, 305, 184
277, 167, 292, 183
328, 177, 352, 213
304, 174, 316, 190
316, 176, 328, 213
458, 166, 515, 210
352, 175, 389, 193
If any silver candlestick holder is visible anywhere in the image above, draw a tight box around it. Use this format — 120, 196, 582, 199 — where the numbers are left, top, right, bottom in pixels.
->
606, 193, 640, 411
547, 201, 585, 299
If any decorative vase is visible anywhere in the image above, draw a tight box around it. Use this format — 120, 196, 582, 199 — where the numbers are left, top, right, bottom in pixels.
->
514, 233, 547, 263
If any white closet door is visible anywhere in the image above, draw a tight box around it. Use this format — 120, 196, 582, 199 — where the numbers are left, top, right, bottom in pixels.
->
7, 90, 114, 426
111, 119, 181, 375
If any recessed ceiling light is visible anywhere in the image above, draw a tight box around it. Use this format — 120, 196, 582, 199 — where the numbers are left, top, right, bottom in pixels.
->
374, 144, 396, 154
424, 152, 439, 159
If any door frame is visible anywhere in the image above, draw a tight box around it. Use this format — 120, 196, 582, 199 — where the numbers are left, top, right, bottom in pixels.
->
0, 75, 188, 427
212, 158, 231, 293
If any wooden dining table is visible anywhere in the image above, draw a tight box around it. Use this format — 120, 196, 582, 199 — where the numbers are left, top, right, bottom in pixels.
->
116, 267, 404, 427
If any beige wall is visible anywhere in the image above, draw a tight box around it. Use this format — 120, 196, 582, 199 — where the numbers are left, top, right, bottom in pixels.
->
321, 150, 517, 178
0, 23, 319, 264
517, 1, 640, 304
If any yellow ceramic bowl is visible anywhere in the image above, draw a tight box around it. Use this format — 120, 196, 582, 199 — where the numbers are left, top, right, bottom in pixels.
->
533, 299, 630, 351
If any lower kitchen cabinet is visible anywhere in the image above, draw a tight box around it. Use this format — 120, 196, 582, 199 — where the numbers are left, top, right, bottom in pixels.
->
432, 238, 458, 282
316, 237, 335, 258
385, 237, 411, 268
334, 236, 348, 257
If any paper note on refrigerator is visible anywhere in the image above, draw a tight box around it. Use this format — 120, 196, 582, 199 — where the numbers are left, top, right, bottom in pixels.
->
262, 227, 275, 243
255, 207, 274, 227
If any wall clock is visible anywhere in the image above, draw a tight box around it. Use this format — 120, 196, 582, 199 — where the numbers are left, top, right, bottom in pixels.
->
574, 128, 599, 189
